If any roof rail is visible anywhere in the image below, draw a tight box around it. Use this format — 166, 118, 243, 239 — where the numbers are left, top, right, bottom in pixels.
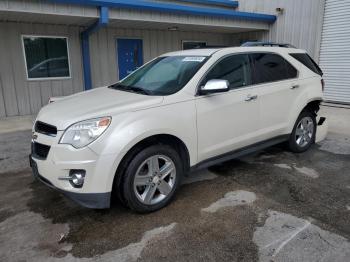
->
241, 41, 296, 48
193, 45, 229, 49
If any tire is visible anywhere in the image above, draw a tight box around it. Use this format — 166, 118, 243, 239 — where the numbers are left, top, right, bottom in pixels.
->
121, 144, 183, 213
288, 110, 316, 153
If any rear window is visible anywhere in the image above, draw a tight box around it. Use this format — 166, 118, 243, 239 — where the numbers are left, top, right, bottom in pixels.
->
289, 53, 323, 76
250, 53, 298, 85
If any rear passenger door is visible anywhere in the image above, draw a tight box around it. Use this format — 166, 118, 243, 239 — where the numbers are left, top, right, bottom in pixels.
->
250, 53, 299, 140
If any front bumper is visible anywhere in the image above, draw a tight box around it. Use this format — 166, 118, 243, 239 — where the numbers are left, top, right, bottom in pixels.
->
29, 125, 122, 209
30, 155, 111, 209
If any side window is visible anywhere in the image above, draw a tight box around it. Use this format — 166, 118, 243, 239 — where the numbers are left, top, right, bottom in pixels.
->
202, 54, 251, 89
250, 53, 297, 85
285, 59, 298, 79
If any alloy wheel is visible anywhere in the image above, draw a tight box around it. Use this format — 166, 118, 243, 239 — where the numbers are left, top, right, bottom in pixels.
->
133, 155, 176, 205
295, 116, 314, 147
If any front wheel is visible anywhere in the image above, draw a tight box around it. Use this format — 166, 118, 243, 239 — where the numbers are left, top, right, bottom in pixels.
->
288, 110, 316, 153
121, 145, 183, 213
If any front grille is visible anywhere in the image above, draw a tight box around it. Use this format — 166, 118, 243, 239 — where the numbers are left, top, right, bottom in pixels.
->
31, 142, 51, 160
35, 121, 57, 136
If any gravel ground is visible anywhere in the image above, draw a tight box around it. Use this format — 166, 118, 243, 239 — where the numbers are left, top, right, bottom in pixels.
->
0, 105, 349, 262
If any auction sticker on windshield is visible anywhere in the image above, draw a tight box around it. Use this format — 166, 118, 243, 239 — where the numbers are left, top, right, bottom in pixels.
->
182, 57, 206, 62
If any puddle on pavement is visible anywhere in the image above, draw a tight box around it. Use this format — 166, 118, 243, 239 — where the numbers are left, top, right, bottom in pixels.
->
0, 211, 70, 262
202, 190, 256, 213
274, 163, 320, 178
293, 165, 319, 178
274, 163, 292, 170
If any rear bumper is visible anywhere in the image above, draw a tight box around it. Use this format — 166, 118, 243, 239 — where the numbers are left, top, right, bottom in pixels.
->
30, 155, 111, 209
316, 116, 328, 143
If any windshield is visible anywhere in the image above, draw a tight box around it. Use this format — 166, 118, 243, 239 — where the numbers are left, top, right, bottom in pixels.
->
110, 56, 208, 95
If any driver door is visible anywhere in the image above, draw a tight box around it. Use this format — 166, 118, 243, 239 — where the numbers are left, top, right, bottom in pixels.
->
195, 53, 261, 162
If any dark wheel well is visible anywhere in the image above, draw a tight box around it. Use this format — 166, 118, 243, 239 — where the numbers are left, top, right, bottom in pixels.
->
303, 100, 321, 115
112, 134, 190, 204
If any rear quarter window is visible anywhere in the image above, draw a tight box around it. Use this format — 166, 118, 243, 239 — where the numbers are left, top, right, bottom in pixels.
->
289, 53, 323, 76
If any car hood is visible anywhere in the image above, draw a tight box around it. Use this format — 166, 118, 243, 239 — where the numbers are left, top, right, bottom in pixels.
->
36, 87, 164, 130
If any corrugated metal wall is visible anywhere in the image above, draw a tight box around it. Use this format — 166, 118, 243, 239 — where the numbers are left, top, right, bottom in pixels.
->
0, 22, 84, 117
319, 0, 350, 104
89, 27, 233, 88
233, 0, 326, 62
0, 0, 98, 18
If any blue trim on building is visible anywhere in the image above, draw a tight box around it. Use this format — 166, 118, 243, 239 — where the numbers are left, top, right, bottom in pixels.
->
81, 6, 109, 90
50, 0, 276, 23
176, 0, 238, 8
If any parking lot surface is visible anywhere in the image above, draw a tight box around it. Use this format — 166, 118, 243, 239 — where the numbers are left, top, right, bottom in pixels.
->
0, 106, 349, 262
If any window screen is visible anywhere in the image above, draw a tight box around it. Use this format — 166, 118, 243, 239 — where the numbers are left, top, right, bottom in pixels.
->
23, 36, 70, 79
202, 54, 251, 89
289, 53, 323, 76
250, 53, 297, 84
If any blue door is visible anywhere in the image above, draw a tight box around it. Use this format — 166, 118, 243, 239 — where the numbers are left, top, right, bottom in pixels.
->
117, 39, 143, 79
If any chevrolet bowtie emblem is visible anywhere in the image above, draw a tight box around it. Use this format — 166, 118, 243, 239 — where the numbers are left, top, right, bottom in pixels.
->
32, 133, 38, 140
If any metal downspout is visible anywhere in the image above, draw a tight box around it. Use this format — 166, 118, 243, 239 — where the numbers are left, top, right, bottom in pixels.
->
81, 6, 109, 90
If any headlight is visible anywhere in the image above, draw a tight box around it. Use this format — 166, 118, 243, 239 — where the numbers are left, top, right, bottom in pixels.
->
59, 117, 111, 148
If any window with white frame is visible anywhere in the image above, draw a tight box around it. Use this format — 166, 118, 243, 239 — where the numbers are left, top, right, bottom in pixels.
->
22, 36, 71, 79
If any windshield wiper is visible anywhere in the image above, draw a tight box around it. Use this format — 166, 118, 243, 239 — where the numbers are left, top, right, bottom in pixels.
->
109, 84, 151, 95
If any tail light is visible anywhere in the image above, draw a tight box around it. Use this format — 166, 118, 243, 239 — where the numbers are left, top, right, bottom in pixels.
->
321, 79, 325, 92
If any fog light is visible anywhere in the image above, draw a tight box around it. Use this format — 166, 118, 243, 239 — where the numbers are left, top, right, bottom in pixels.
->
69, 170, 86, 188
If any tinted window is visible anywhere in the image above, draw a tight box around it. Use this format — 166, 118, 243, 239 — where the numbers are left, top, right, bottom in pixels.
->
285, 60, 298, 79
23, 36, 70, 79
202, 54, 251, 89
250, 53, 297, 85
290, 53, 323, 76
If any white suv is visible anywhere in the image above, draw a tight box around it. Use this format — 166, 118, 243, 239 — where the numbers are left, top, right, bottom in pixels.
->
30, 46, 326, 212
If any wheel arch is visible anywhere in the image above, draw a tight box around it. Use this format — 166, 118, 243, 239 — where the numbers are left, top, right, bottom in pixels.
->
111, 134, 191, 202
288, 98, 322, 132
303, 99, 322, 114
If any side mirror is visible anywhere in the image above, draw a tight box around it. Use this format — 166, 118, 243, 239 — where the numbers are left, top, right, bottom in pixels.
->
200, 79, 229, 95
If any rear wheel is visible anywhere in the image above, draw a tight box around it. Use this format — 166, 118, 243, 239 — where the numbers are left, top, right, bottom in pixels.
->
121, 145, 182, 213
288, 110, 316, 153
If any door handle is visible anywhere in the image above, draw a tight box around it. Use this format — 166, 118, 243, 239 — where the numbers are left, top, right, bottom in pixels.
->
245, 94, 258, 102
291, 84, 300, 89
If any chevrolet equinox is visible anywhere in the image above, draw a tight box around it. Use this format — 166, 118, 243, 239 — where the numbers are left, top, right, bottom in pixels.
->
30, 46, 326, 213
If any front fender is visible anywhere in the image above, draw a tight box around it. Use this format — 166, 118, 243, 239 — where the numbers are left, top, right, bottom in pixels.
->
89, 101, 197, 166
87, 102, 197, 192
